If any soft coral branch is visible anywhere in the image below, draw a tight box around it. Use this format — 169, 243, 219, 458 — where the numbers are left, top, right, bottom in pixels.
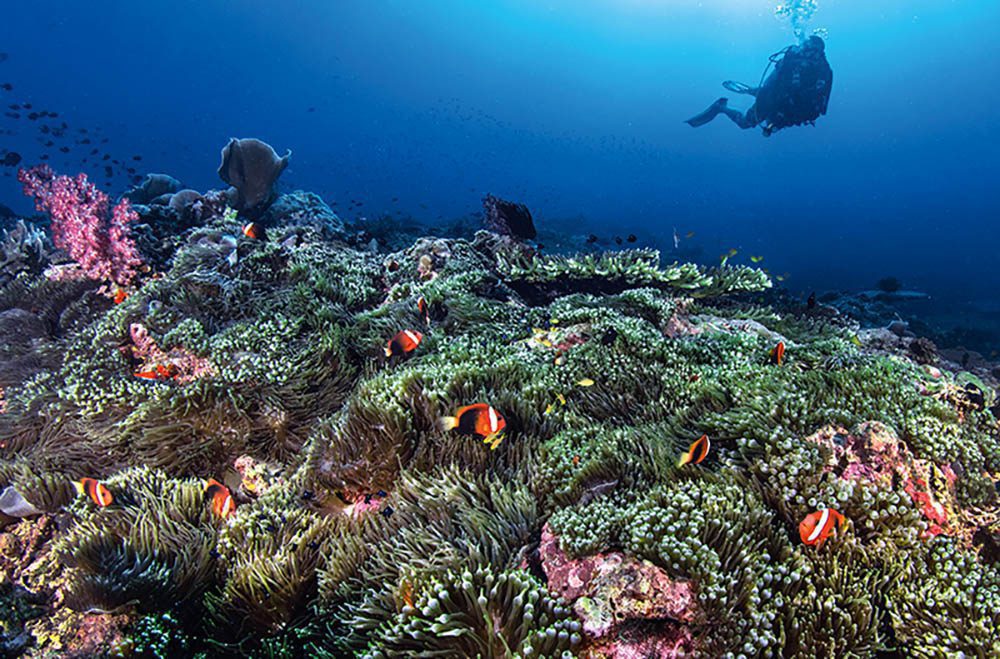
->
18, 165, 143, 286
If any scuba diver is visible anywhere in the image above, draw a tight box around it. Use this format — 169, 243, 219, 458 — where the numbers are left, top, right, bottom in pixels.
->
686, 35, 832, 136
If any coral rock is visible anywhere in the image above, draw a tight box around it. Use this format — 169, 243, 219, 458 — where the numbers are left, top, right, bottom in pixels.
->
483, 193, 537, 240
585, 624, 696, 659
123, 173, 182, 204
262, 190, 345, 239
128, 322, 216, 383
539, 524, 700, 655
807, 422, 963, 538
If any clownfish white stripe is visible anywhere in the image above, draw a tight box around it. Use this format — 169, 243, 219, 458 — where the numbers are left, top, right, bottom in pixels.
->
808, 508, 830, 543
488, 406, 499, 433
404, 330, 420, 344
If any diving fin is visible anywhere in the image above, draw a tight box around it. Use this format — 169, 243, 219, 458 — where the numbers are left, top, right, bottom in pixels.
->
722, 80, 756, 95
685, 97, 728, 127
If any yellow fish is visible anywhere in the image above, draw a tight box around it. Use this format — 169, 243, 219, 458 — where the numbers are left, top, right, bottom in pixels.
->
750, 255, 764, 263
577, 378, 595, 387
544, 392, 568, 415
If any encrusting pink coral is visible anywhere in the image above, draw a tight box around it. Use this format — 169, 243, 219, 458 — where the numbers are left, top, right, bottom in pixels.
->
18, 165, 143, 286
806, 422, 967, 539
538, 523, 700, 657
127, 323, 216, 383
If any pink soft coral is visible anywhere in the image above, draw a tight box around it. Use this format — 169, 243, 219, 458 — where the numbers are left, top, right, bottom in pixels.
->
18, 165, 143, 285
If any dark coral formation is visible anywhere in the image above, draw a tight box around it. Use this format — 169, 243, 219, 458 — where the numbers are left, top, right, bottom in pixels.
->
0, 156, 998, 657
217, 138, 291, 215
483, 193, 537, 240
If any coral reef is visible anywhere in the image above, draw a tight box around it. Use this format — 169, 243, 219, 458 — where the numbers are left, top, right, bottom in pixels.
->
0, 157, 997, 657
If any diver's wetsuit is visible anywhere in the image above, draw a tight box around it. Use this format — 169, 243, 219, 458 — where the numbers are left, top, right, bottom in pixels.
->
686, 36, 833, 136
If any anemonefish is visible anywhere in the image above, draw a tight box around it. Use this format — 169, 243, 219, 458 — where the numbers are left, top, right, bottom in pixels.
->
769, 341, 786, 366
440, 403, 507, 449
242, 222, 264, 240
133, 364, 176, 380
385, 330, 423, 358
417, 297, 430, 325
76, 478, 113, 507
799, 508, 845, 547
677, 434, 710, 467
113, 287, 128, 304
205, 478, 236, 519
400, 579, 415, 608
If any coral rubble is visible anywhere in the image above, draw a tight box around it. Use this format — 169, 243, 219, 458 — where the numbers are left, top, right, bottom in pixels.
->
0, 155, 998, 657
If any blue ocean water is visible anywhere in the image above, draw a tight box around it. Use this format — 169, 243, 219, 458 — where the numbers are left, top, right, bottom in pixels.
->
2, 1, 998, 347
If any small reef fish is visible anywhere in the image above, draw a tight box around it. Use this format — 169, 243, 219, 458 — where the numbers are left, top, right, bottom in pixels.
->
799, 508, 845, 546
750, 255, 764, 263
417, 296, 430, 325
400, 579, 415, 608
113, 287, 128, 304
544, 392, 567, 415
440, 403, 506, 449
133, 364, 176, 381
807, 292, 817, 309
673, 227, 680, 250
385, 329, 423, 358
205, 478, 236, 519
242, 222, 264, 240
576, 378, 595, 387
76, 478, 113, 507
678, 434, 710, 467
769, 341, 785, 366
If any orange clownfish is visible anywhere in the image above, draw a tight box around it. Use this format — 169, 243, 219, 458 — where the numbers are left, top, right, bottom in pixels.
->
677, 434, 710, 467
417, 297, 430, 325
400, 579, 415, 608
113, 287, 129, 304
769, 341, 786, 366
133, 364, 176, 381
242, 222, 264, 240
440, 403, 507, 449
799, 508, 846, 547
76, 478, 113, 507
205, 478, 236, 519
385, 329, 423, 358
